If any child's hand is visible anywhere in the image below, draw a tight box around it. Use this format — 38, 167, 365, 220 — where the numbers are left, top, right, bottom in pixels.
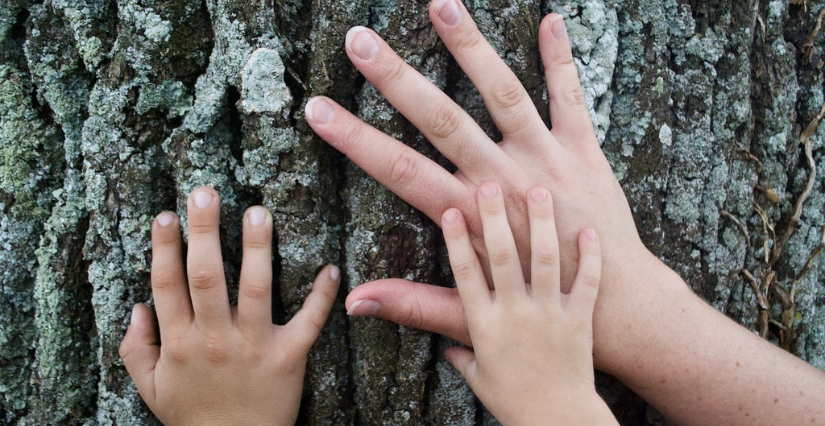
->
442, 183, 618, 426
119, 187, 340, 426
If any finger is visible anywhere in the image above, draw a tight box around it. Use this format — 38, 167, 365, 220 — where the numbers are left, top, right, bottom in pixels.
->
527, 187, 561, 302
345, 279, 472, 346
186, 187, 231, 329
237, 206, 274, 334
477, 182, 526, 301
444, 346, 478, 388
568, 229, 602, 321
281, 265, 341, 354
430, 0, 548, 141
306, 96, 468, 224
119, 304, 159, 407
539, 13, 597, 144
151, 211, 192, 330
342, 26, 507, 176
442, 208, 491, 320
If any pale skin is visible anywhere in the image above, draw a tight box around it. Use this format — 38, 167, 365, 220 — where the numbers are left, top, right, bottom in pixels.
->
119, 187, 340, 426
305, 0, 825, 424
443, 183, 618, 426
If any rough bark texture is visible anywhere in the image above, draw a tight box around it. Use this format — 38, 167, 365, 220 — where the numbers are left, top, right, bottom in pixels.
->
1, 0, 824, 424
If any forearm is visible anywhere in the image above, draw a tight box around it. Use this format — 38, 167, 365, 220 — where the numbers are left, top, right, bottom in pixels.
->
593, 253, 825, 426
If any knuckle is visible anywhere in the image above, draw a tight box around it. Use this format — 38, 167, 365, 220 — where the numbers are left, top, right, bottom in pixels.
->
451, 259, 478, 281
388, 149, 420, 186
381, 59, 407, 86
187, 222, 218, 236
489, 247, 515, 266
152, 268, 180, 290
453, 28, 484, 55
398, 299, 424, 329
578, 271, 601, 288
164, 340, 190, 364
241, 281, 270, 301
490, 78, 526, 111
338, 120, 366, 155
534, 250, 558, 267
202, 337, 231, 365
188, 267, 221, 291
428, 103, 463, 140
561, 86, 587, 110
552, 53, 576, 72
243, 236, 271, 251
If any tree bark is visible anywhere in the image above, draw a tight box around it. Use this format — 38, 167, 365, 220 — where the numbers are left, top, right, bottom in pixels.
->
1, 0, 824, 424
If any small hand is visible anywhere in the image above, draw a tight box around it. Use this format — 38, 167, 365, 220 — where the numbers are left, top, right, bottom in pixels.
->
306, 0, 655, 370
442, 183, 617, 425
119, 187, 340, 426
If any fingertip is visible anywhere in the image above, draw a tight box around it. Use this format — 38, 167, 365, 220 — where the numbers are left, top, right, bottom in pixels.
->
121, 304, 158, 355
580, 228, 600, 250
152, 212, 180, 243
189, 186, 218, 209
244, 206, 272, 228
305, 96, 337, 126
528, 186, 551, 204
310, 265, 342, 304
477, 182, 500, 199
155, 211, 177, 228
328, 264, 340, 282
345, 26, 370, 51
312, 264, 341, 297
441, 208, 464, 228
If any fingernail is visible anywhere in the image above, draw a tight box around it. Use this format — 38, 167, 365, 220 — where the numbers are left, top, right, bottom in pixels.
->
480, 183, 499, 198
586, 229, 598, 241
193, 190, 213, 208
436, 0, 463, 26
347, 27, 379, 60
443, 209, 460, 225
305, 97, 335, 125
248, 207, 267, 226
156, 211, 175, 227
551, 16, 567, 40
347, 299, 382, 316
329, 265, 340, 281
130, 304, 142, 326
530, 189, 548, 202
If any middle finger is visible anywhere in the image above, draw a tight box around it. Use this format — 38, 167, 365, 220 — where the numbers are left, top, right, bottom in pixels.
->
429, 0, 549, 142
186, 187, 232, 330
345, 26, 507, 178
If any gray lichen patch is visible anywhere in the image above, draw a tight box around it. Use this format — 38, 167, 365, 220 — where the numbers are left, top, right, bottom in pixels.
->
239, 48, 292, 116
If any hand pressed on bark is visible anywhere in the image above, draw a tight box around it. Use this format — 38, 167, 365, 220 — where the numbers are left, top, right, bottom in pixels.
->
442, 183, 618, 426
306, 1, 825, 425
305, 0, 645, 366
119, 187, 340, 426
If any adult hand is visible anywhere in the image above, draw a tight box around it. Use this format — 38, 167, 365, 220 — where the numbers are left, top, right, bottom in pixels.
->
306, 0, 650, 359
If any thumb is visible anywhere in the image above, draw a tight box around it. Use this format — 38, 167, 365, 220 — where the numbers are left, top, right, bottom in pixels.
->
282, 265, 341, 354
444, 346, 478, 387
119, 304, 159, 405
345, 279, 473, 346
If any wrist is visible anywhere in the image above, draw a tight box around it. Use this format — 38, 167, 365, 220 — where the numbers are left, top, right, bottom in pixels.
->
591, 248, 691, 375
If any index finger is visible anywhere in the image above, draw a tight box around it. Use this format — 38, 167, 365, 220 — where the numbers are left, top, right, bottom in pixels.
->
306, 96, 468, 224
442, 208, 491, 320
150, 212, 192, 330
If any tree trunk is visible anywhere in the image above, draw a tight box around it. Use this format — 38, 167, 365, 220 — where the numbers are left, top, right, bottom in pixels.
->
1, 0, 824, 424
